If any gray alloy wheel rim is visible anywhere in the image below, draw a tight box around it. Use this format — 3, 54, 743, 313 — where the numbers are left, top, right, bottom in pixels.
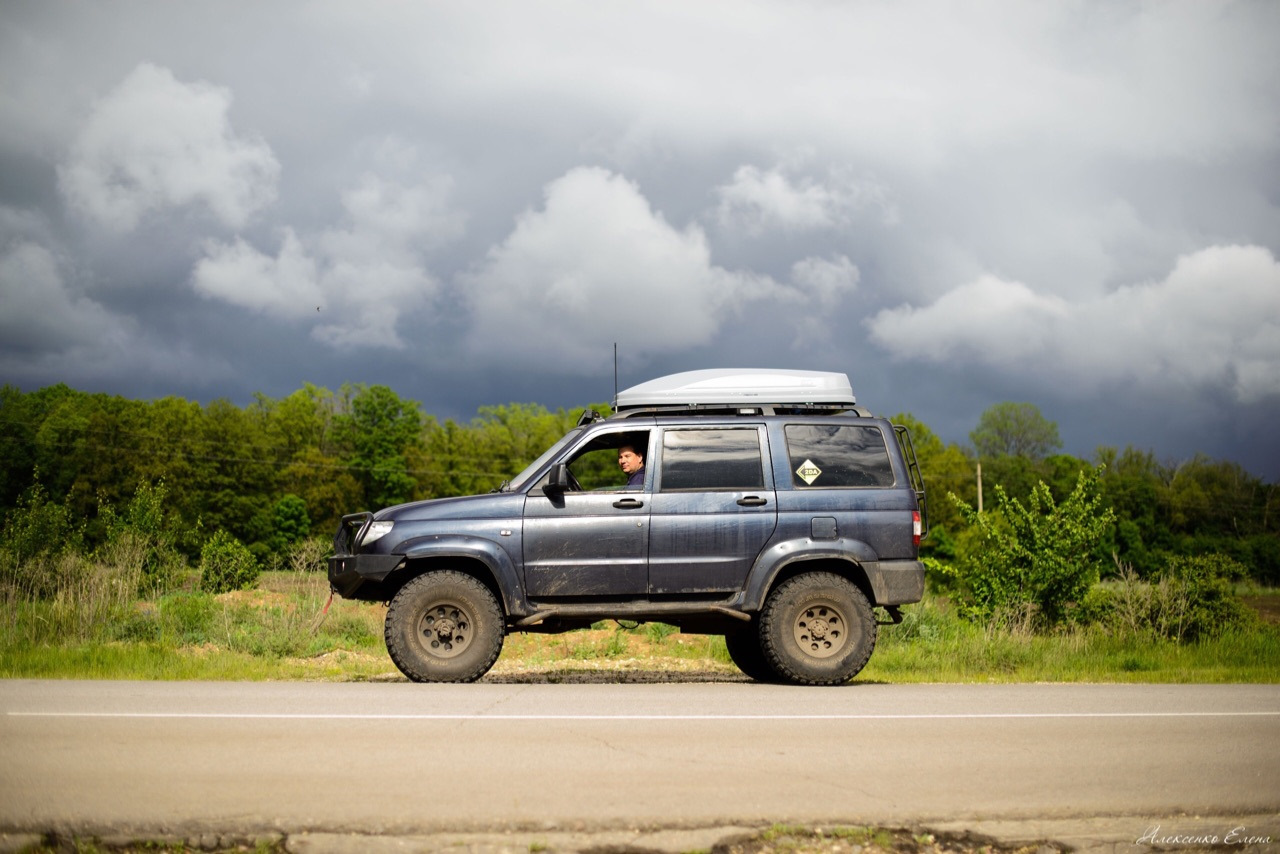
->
791, 598, 849, 660
417, 599, 475, 659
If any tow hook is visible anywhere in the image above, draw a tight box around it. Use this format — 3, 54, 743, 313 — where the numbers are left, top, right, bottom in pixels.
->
876, 605, 904, 625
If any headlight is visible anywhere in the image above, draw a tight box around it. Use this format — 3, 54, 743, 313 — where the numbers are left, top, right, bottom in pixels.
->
361, 520, 395, 546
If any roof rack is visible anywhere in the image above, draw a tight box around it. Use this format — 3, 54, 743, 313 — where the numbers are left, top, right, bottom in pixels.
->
610, 403, 869, 419
611, 369, 867, 418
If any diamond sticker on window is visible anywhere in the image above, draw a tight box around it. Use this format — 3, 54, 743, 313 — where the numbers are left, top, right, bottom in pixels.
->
796, 459, 822, 485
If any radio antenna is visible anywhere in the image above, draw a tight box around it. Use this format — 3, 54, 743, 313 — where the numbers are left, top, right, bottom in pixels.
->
612, 343, 618, 411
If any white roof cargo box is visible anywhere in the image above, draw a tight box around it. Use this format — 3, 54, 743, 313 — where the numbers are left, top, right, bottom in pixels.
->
615, 369, 856, 411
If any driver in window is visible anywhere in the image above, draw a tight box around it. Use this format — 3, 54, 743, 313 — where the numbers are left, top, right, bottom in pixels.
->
618, 444, 645, 488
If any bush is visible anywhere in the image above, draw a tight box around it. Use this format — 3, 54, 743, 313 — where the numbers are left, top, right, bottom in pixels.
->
1161, 553, 1252, 641
199, 530, 260, 594
949, 467, 1115, 629
1095, 553, 1253, 642
97, 480, 187, 596
0, 480, 83, 599
1075, 584, 1116, 626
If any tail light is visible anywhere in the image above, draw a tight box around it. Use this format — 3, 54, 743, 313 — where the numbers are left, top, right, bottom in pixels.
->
912, 511, 922, 548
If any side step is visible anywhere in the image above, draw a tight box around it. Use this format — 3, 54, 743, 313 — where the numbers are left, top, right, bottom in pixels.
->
516, 601, 751, 627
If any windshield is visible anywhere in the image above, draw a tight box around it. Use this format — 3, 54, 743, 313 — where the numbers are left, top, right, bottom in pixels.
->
505, 428, 582, 492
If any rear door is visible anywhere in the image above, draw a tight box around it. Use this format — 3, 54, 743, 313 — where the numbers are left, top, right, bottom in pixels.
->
647, 425, 777, 594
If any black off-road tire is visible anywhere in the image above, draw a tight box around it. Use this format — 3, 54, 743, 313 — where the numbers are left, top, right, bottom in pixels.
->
760, 572, 876, 686
724, 626, 779, 682
384, 571, 505, 683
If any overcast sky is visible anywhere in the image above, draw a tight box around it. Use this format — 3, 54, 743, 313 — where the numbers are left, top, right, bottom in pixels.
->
2, 1, 1278, 477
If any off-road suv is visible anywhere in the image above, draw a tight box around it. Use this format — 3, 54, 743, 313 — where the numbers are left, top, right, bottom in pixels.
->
328, 369, 927, 685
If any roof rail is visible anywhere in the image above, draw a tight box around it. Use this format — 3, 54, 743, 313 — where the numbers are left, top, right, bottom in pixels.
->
609, 403, 870, 419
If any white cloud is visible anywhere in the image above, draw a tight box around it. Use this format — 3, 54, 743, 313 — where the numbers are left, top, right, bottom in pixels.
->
869, 275, 1070, 365
868, 245, 1280, 402
328, 172, 466, 258
192, 230, 321, 320
713, 164, 896, 235
462, 167, 800, 366
191, 169, 462, 349
783, 254, 862, 347
57, 63, 279, 231
790, 254, 859, 308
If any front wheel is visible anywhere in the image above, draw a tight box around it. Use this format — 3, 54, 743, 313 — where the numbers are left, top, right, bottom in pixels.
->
760, 572, 876, 686
384, 571, 505, 683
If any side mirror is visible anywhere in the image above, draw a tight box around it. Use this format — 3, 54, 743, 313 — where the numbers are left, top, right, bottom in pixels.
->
544, 463, 570, 495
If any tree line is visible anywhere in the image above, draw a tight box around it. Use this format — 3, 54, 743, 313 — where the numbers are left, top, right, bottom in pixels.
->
902, 402, 1279, 586
0, 383, 584, 565
1, 383, 1276, 588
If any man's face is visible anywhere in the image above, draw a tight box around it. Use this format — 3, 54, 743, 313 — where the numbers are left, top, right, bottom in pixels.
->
618, 446, 644, 475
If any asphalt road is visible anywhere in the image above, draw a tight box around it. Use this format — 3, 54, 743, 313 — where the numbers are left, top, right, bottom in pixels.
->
2, 680, 1278, 843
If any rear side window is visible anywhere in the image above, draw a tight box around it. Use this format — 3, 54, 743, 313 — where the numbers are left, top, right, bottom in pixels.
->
784, 424, 895, 488
660, 428, 765, 491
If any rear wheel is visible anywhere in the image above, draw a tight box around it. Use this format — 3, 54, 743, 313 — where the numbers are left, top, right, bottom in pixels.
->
724, 626, 778, 682
384, 571, 504, 683
760, 572, 876, 686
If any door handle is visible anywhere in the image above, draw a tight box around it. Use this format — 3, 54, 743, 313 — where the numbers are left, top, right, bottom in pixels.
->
613, 498, 645, 509
737, 496, 768, 506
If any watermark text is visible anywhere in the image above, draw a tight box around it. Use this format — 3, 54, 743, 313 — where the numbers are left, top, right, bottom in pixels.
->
1137, 825, 1274, 847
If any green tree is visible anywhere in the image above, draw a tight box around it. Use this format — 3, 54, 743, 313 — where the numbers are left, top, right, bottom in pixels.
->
334, 384, 423, 509
257, 384, 355, 532
970, 402, 1062, 460
268, 494, 311, 554
196, 399, 276, 550
1094, 446, 1170, 575
419, 403, 588, 499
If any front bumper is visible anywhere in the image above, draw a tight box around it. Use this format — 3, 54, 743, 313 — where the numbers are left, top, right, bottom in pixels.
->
328, 553, 406, 600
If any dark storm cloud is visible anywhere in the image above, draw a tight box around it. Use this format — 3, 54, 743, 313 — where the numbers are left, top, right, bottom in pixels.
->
1, 0, 1278, 475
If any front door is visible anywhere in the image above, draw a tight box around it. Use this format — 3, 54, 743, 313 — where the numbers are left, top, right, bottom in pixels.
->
522, 491, 650, 596
521, 427, 654, 598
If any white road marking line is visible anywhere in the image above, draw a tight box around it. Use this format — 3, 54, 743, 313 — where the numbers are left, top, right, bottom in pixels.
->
7, 711, 1280, 720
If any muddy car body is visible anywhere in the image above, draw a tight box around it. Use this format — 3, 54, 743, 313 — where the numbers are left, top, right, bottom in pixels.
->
329, 369, 927, 684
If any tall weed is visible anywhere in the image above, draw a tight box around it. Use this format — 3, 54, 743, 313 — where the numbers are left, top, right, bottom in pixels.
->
96, 480, 187, 596
1095, 554, 1253, 641
0, 480, 84, 600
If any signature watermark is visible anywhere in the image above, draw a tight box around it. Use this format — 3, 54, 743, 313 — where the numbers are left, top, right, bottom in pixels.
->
1137, 825, 1274, 847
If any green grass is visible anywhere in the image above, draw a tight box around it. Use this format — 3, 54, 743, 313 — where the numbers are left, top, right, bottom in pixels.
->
2, 574, 1278, 683
1, 569, 392, 681
864, 596, 1280, 683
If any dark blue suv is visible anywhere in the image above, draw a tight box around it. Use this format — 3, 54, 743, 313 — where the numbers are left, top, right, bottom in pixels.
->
328, 370, 926, 685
